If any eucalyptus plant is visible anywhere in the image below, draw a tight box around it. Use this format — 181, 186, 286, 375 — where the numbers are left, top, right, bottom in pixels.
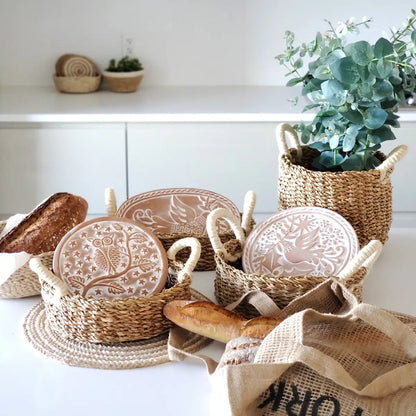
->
277, 11, 416, 171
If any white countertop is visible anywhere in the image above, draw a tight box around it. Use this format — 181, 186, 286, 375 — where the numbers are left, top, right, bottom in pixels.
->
0, 227, 415, 416
1, 85, 416, 123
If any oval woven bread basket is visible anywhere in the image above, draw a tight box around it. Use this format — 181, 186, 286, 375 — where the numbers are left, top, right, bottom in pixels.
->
104, 188, 256, 271
0, 220, 53, 298
276, 123, 408, 248
29, 237, 201, 343
207, 208, 383, 319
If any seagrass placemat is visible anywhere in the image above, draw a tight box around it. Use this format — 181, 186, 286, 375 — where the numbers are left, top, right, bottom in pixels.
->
23, 288, 211, 369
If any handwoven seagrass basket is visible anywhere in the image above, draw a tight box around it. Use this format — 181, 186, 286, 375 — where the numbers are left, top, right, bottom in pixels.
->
0, 220, 53, 298
29, 237, 201, 343
276, 123, 408, 247
207, 208, 383, 319
105, 188, 256, 271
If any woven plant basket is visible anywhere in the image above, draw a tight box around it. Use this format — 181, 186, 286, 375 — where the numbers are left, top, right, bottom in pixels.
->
0, 220, 53, 298
29, 237, 201, 343
104, 188, 256, 271
102, 70, 144, 93
206, 208, 383, 319
276, 123, 408, 247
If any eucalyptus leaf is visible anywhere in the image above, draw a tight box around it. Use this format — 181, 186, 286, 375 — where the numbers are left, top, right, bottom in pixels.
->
363, 107, 388, 129
320, 150, 345, 167
374, 37, 394, 58
329, 134, 340, 149
370, 125, 396, 142
339, 108, 364, 124
321, 79, 348, 106
286, 77, 305, 87
376, 58, 393, 78
308, 141, 331, 151
341, 154, 365, 171
345, 41, 374, 65
372, 79, 394, 101
330, 56, 360, 84
342, 134, 357, 152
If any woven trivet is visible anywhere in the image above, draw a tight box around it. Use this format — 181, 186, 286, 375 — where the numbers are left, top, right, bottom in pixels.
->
23, 288, 212, 369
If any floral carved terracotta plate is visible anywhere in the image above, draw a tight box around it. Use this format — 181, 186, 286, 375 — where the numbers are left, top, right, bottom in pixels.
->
116, 188, 240, 235
53, 217, 168, 299
242, 207, 359, 277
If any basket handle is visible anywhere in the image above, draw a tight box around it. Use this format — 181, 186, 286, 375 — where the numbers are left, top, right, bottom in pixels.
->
29, 257, 69, 305
276, 123, 302, 159
240, 190, 256, 234
337, 240, 383, 280
206, 208, 246, 262
167, 237, 201, 282
375, 145, 408, 178
105, 187, 117, 216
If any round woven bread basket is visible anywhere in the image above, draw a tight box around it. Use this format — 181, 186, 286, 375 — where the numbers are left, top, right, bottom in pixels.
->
104, 188, 256, 271
29, 237, 201, 343
0, 220, 53, 298
53, 74, 102, 93
207, 208, 383, 319
276, 123, 408, 248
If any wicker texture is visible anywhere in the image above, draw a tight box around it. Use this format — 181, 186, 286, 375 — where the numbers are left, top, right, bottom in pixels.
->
0, 220, 53, 298
104, 188, 256, 271
23, 288, 212, 369
53, 74, 102, 93
103, 71, 144, 93
276, 123, 408, 247
207, 208, 382, 319
29, 238, 201, 343
214, 250, 368, 318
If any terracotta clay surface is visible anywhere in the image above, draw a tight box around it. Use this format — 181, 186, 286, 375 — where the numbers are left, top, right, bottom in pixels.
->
53, 217, 168, 299
116, 188, 240, 235
242, 207, 359, 277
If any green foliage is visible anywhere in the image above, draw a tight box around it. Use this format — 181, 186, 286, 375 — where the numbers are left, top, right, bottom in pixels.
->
276, 11, 416, 171
106, 56, 143, 72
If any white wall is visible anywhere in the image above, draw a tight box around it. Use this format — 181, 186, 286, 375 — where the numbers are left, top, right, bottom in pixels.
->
0, 0, 415, 86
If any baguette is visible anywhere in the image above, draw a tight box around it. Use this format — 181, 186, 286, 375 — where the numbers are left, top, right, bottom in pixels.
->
163, 300, 283, 343
0, 192, 88, 255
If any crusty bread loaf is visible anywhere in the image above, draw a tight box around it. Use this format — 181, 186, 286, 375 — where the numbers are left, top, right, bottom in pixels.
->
0, 193, 88, 255
163, 300, 283, 343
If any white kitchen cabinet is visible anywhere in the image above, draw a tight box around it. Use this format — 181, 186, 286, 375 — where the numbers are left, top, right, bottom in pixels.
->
126, 122, 279, 215
381, 122, 415, 214
0, 123, 127, 217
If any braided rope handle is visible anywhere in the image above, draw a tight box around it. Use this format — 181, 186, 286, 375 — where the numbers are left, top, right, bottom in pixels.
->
207, 208, 246, 262
276, 123, 302, 159
375, 145, 408, 179
337, 240, 383, 280
105, 187, 117, 216
240, 190, 256, 234
29, 257, 69, 305
167, 237, 201, 282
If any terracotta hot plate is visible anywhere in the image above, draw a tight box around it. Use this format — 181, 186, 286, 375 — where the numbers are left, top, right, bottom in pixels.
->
116, 188, 240, 235
53, 217, 168, 299
242, 207, 359, 277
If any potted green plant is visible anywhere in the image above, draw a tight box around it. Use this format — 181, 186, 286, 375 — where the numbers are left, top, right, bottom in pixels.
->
102, 56, 144, 93
275, 13, 415, 246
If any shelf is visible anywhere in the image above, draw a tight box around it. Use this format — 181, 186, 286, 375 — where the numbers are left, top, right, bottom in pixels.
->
2, 85, 415, 124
